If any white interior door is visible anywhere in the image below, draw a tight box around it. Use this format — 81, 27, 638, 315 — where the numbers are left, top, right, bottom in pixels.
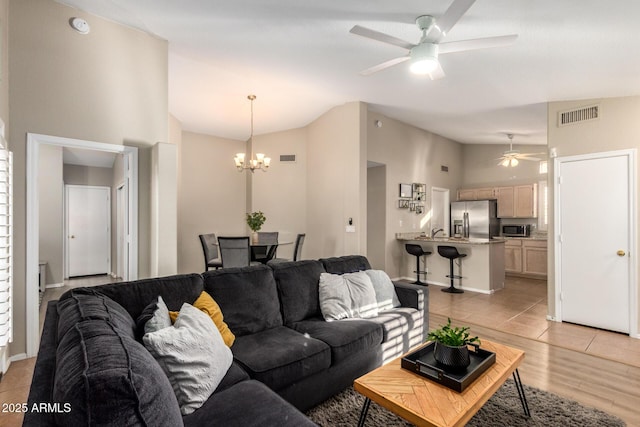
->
556, 152, 633, 333
66, 185, 110, 277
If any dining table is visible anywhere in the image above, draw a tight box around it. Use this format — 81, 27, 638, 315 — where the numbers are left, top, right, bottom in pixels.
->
215, 237, 292, 264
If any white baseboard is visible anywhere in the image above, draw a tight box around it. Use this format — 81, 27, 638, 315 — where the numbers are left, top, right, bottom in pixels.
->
10, 352, 28, 362
45, 282, 65, 289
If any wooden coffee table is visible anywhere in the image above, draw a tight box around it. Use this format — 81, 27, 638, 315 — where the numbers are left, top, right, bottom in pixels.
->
354, 339, 529, 427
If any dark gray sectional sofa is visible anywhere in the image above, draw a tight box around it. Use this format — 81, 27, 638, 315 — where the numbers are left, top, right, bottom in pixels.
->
24, 255, 428, 426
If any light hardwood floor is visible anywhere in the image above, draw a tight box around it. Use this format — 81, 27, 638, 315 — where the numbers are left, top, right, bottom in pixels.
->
1, 276, 639, 426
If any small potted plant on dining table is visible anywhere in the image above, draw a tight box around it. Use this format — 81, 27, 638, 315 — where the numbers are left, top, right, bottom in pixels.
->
246, 211, 266, 244
427, 317, 480, 372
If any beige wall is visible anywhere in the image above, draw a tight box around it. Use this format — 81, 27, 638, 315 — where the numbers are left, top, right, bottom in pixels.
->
367, 111, 464, 278
461, 143, 548, 187
367, 165, 386, 269
177, 131, 247, 274
151, 142, 177, 277
306, 102, 367, 259
0, 0, 8, 136
64, 164, 113, 186
9, 0, 168, 357
251, 128, 307, 259
38, 145, 63, 285
547, 96, 640, 334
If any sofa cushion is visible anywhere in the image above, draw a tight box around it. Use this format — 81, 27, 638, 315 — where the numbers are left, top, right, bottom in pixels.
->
231, 326, 330, 391
203, 265, 282, 336
365, 270, 401, 311
319, 255, 372, 275
365, 307, 423, 342
143, 303, 233, 415
61, 273, 205, 319
56, 289, 136, 342
215, 362, 250, 394
290, 317, 383, 364
183, 380, 317, 427
270, 260, 326, 325
53, 320, 182, 427
318, 272, 378, 321
137, 295, 172, 338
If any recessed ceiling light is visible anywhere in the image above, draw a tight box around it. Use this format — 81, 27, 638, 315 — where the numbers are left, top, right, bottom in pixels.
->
69, 17, 90, 35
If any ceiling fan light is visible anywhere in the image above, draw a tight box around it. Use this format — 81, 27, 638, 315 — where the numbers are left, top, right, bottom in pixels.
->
410, 43, 439, 75
510, 158, 519, 167
501, 158, 510, 167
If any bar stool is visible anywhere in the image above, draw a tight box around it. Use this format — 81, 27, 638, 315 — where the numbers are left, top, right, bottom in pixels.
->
437, 246, 467, 293
405, 244, 431, 285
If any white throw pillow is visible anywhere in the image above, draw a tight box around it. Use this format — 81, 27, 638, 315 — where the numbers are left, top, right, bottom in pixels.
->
365, 270, 401, 311
143, 303, 233, 415
144, 295, 172, 334
343, 271, 379, 319
319, 272, 351, 321
318, 271, 379, 321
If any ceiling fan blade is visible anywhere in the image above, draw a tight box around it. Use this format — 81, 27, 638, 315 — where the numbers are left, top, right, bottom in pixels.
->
439, 34, 518, 54
350, 25, 414, 50
427, 62, 446, 80
519, 157, 542, 162
426, 0, 476, 42
359, 56, 410, 76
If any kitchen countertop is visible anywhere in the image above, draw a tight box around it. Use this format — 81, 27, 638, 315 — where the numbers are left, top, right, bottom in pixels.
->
395, 232, 505, 245
503, 235, 548, 241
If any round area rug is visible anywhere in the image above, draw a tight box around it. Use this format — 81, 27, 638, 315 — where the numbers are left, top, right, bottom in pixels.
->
306, 380, 625, 427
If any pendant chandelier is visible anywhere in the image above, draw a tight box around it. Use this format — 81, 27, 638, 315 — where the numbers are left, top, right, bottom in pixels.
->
234, 94, 270, 173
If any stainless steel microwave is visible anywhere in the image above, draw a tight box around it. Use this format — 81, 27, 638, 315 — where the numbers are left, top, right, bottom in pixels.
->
502, 224, 531, 237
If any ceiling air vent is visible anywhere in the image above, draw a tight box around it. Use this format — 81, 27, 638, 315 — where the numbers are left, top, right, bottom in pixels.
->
279, 154, 296, 163
558, 104, 599, 127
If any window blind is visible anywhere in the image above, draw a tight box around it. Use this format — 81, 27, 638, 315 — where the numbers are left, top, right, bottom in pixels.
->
0, 143, 13, 349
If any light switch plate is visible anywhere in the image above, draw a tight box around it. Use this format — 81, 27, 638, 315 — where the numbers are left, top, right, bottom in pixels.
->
346, 225, 356, 233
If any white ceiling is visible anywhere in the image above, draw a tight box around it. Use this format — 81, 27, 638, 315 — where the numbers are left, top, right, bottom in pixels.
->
56, 0, 640, 146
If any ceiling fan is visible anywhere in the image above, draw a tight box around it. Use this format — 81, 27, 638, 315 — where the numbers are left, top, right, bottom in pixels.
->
497, 134, 544, 167
349, 0, 517, 79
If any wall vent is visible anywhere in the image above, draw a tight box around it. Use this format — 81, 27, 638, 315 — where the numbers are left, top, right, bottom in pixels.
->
558, 104, 599, 127
280, 154, 296, 163
279, 154, 296, 163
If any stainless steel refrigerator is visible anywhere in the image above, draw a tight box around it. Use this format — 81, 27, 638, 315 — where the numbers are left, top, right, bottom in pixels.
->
450, 199, 499, 239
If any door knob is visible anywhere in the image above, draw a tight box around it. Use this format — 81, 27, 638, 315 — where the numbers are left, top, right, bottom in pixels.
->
617, 250, 626, 257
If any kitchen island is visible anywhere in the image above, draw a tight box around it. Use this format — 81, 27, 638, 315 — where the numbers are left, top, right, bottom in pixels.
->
396, 232, 505, 294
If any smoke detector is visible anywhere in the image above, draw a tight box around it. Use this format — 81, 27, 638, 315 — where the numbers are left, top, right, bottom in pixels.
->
69, 17, 90, 34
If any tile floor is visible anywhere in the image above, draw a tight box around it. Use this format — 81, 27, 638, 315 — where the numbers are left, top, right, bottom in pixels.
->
428, 275, 640, 368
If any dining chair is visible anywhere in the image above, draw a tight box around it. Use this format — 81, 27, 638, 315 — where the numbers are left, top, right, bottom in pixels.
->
218, 236, 252, 268
270, 233, 305, 263
253, 231, 279, 262
199, 233, 223, 271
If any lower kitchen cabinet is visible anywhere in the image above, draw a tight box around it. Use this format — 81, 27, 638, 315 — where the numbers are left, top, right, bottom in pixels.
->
505, 238, 547, 279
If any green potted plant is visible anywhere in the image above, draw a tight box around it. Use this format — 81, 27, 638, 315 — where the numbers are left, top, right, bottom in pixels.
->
427, 318, 480, 371
246, 211, 266, 243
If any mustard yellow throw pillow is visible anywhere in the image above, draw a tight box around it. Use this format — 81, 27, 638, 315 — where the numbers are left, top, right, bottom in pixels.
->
169, 291, 235, 347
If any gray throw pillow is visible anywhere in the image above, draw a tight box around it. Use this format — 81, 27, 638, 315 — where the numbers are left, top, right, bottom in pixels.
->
143, 302, 233, 415
144, 295, 171, 335
318, 272, 379, 321
365, 269, 401, 311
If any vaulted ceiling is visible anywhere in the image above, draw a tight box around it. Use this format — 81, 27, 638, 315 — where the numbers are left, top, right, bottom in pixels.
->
57, 0, 640, 146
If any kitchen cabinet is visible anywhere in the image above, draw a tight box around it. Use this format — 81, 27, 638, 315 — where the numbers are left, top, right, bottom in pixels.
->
504, 239, 522, 273
496, 183, 537, 218
457, 187, 494, 201
458, 183, 537, 218
522, 239, 547, 277
505, 238, 547, 278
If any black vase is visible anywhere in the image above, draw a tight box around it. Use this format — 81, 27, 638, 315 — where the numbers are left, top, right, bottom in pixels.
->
433, 342, 470, 372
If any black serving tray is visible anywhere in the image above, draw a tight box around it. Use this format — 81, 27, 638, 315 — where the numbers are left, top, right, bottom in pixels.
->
401, 342, 496, 392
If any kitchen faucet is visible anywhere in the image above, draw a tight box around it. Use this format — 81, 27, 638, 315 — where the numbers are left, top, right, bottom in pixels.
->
431, 227, 444, 238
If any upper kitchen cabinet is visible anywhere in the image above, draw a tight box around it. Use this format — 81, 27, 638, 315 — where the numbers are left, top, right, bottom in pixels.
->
496, 184, 537, 218
457, 187, 494, 201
